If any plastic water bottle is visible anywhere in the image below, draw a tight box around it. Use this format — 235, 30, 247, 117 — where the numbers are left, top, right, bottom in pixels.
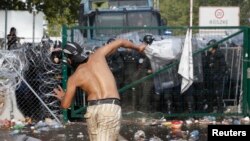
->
189, 130, 199, 141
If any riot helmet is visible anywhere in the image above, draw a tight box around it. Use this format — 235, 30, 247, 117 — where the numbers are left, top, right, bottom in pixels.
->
143, 34, 154, 45
207, 39, 219, 49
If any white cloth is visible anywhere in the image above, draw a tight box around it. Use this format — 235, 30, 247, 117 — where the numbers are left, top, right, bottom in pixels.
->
144, 38, 182, 61
178, 29, 194, 93
144, 38, 183, 93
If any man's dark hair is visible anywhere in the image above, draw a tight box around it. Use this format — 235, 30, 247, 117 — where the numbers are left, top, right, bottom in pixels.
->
63, 42, 89, 67
10, 27, 16, 33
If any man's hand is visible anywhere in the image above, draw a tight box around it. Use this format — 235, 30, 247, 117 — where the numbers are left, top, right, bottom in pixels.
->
137, 43, 147, 53
53, 85, 65, 101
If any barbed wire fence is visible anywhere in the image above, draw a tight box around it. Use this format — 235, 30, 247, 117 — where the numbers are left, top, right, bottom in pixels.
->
0, 40, 63, 123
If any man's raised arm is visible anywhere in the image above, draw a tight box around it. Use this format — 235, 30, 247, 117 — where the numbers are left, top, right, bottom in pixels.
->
97, 39, 147, 57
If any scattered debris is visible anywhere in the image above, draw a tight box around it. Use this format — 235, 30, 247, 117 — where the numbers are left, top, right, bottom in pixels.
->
12, 134, 41, 141
1, 115, 249, 141
240, 116, 250, 124
149, 135, 163, 141
188, 130, 199, 141
77, 132, 84, 138
134, 130, 146, 141
171, 120, 183, 129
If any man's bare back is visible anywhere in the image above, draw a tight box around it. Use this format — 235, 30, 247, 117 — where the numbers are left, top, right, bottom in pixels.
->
54, 39, 146, 109
53, 39, 147, 141
72, 51, 120, 101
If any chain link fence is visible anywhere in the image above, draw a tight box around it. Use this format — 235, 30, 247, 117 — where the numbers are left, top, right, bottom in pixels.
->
63, 26, 248, 120
0, 41, 62, 122
0, 26, 248, 122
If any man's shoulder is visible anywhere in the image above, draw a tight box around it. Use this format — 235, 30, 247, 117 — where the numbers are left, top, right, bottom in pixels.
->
73, 64, 89, 76
69, 70, 84, 83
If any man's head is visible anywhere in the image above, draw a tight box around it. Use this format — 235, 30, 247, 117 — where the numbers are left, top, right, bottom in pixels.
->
207, 39, 219, 52
63, 42, 89, 67
10, 27, 16, 34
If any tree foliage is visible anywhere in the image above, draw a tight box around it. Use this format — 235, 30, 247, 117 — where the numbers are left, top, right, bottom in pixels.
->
1, 0, 250, 36
159, 0, 250, 26
0, 0, 80, 36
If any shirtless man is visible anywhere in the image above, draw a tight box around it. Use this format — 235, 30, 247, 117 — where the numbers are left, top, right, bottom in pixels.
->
53, 39, 147, 141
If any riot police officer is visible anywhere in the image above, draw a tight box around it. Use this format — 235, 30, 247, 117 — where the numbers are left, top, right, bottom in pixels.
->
205, 39, 227, 113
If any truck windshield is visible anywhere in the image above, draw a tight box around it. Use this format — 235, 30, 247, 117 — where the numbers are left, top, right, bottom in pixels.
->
93, 11, 159, 37
109, 0, 149, 7
127, 12, 158, 27
94, 13, 125, 37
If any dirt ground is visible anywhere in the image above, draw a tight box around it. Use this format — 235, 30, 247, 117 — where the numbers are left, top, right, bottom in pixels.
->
0, 111, 249, 141
0, 119, 207, 141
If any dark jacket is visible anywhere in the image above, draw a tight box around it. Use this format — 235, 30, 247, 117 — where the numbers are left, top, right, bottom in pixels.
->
207, 49, 227, 81
7, 34, 18, 50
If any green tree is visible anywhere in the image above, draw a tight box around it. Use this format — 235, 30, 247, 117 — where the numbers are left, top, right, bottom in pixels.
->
1, 0, 250, 36
0, 0, 81, 36
159, 0, 250, 26
33, 0, 81, 36
160, 0, 190, 26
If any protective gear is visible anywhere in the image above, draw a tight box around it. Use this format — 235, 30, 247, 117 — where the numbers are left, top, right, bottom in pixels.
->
50, 40, 62, 64
63, 42, 89, 66
166, 99, 172, 114
216, 96, 224, 113
51, 49, 62, 64
143, 34, 154, 45
204, 41, 227, 113
207, 39, 219, 49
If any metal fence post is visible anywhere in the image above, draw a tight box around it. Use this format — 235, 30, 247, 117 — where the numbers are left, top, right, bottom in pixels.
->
62, 25, 68, 122
243, 27, 250, 116
4, 6, 8, 50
